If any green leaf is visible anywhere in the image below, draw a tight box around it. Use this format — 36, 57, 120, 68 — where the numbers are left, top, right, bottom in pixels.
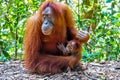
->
107, 8, 113, 11
112, 18, 118, 23
0, 56, 3, 61
2, 50, 11, 60
103, 12, 108, 16
17, 18, 27, 28
106, 0, 112, 3
115, 13, 120, 18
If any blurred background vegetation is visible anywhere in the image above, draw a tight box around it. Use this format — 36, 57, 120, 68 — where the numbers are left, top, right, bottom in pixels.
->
0, 0, 120, 62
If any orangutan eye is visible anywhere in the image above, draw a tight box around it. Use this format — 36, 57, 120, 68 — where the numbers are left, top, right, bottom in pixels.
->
42, 14, 45, 20
46, 14, 51, 17
42, 14, 51, 20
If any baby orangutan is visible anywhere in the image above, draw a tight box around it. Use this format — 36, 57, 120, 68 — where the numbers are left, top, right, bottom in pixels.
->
57, 39, 87, 71
57, 40, 81, 56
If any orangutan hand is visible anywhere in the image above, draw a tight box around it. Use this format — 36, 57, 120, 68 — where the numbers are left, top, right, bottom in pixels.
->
76, 30, 90, 43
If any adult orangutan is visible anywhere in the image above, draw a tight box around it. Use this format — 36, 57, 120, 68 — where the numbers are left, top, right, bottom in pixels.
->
24, 0, 89, 74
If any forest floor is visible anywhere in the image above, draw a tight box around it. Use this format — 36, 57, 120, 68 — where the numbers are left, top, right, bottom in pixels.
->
0, 60, 120, 80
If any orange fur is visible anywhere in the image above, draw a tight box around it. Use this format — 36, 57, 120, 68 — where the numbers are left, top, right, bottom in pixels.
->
24, 1, 89, 74
67, 39, 82, 56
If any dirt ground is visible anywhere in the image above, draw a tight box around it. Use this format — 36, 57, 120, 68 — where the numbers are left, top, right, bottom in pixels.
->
0, 60, 120, 80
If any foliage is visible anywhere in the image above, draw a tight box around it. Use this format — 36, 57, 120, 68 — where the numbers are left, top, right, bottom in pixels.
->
87, 0, 120, 62
0, 0, 120, 62
0, 0, 41, 61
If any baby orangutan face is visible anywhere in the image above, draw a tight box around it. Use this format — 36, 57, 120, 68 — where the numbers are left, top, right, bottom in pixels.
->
65, 41, 78, 53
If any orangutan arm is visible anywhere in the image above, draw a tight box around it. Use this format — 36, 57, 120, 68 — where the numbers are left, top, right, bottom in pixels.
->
64, 4, 90, 43
24, 14, 42, 71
